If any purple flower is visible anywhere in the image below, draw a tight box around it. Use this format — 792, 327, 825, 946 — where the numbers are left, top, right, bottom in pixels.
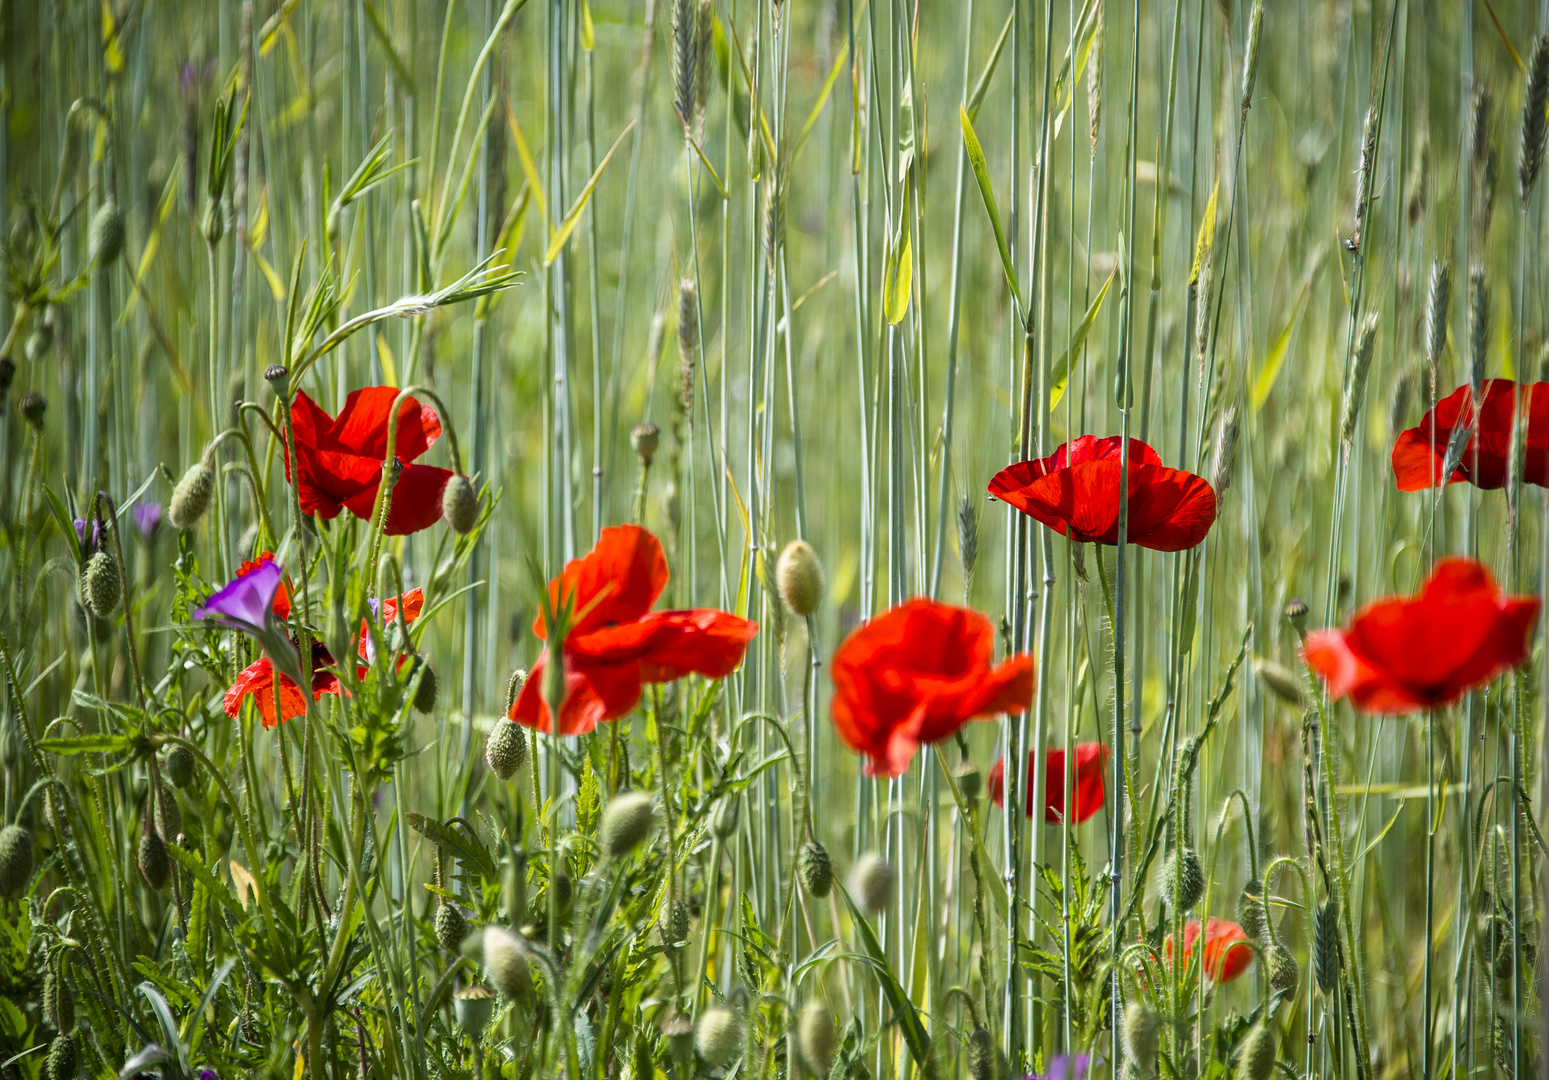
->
74, 517, 101, 557
1025, 1054, 1089, 1080
133, 501, 163, 542
199, 1071, 219, 1080
194, 559, 284, 636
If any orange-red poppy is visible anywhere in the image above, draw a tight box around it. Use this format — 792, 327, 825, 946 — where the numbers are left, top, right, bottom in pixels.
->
1163, 918, 1253, 983
284, 386, 452, 535
988, 435, 1217, 552
1303, 557, 1539, 714
1391, 379, 1549, 492
830, 599, 1034, 777
508, 525, 758, 735
224, 642, 339, 728
988, 742, 1108, 824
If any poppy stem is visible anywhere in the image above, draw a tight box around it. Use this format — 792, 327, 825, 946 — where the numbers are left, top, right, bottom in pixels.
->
94, 492, 146, 709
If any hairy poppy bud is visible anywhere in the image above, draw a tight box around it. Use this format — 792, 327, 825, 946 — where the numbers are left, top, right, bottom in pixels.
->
1267, 943, 1299, 993
0, 825, 35, 899
631, 421, 661, 464
664, 1016, 695, 1065
1164, 847, 1204, 911
954, 761, 984, 800
660, 898, 689, 950
18, 390, 45, 428
483, 926, 534, 1004
165, 745, 196, 790
89, 200, 125, 264
796, 1001, 837, 1075
152, 783, 181, 842
798, 840, 832, 898
1255, 658, 1304, 708
44, 966, 74, 1033
1238, 878, 1266, 940
695, 1005, 742, 1066
24, 325, 52, 362
967, 1025, 995, 1080
485, 721, 528, 781
776, 539, 825, 616
1238, 1024, 1275, 1080
1123, 1001, 1160, 1071
850, 852, 894, 914
83, 551, 121, 618
435, 901, 468, 951
47, 1033, 77, 1080
412, 660, 438, 714
453, 984, 496, 1037
600, 790, 655, 858
169, 460, 214, 530
443, 474, 479, 534
505, 669, 527, 715
138, 831, 171, 891
711, 795, 740, 839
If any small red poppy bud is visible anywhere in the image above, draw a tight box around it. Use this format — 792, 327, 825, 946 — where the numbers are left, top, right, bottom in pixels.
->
83, 551, 122, 618
485, 720, 528, 781
169, 460, 215, 530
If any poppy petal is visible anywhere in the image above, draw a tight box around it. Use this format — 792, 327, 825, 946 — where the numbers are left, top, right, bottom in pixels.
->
340, 464, 454, 535
330, 386, 443, 462
534, 524, 670, 639
509, 652, 645, 735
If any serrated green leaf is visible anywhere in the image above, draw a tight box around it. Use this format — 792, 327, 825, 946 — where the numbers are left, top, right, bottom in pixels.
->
405, 812, 498, 879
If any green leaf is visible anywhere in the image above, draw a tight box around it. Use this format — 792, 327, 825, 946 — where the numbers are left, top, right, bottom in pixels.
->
960, 105, 1023, 324
1049, 267, 1117, 409
544, 120, 637, 266
838, 885, 934, 1076
883, 174, 914, 325
405, 813, 498, 879
1250, 310, 1300, 414
37, 734, 134, 756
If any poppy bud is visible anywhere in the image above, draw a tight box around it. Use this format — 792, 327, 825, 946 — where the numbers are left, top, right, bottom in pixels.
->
18, 390, 45, 428
550, 869, 574, 916
453, 983, 496, 1037
482, 926, 534, 1004
711, 794, 740, 839
47, 1033, 77, 1080
443, 474, 480, 534
776, 539, 825, 616
695, 1005, 742, 1066
89, 200, 125, 264
44, 966, 74, 1033
631, 421, 661, 465
660, 898, 689, 950
1313, 899, 1340, 994
967, 1025, 995, 1080
850, 852, 894, 914
798, 839, 833, 898
796, 1001, 837, 1076
413, 660, 438, 714
505, 669, 527, 715
1267, 943, 1299, 993
1238, 1024, 1275, 1080
0, 825, 35, 899
485, 720, 528, 781
169, 459, 215, 530
1123, 1001, 1160, 1071
1238, 878, 1266, 940
600, 790, 655, 858
138, 831, 171, 891
664, 1015, 695, 1065
83, 551, 121, 618
1254, 658, 1304, 707
435, 901, 468, 951
954, 761, 984, 800
25, 325, 52, 362
152, 783, 181, 842
1164, 847, 1204, 911
165, 744, 196, 790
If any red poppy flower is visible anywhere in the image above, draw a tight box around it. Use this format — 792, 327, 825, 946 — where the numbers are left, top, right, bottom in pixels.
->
830, 599, 1034, 777
1302, 557, 1539, 715
355, 589, 426, 677
224, 641, 339, 728
508, 525, 758, 735
237, 552, 292, 620
284, 386, 453, 535
1163, 918, 1253, 983
987, 742, 1108, 824
988, 436, 1217, 552
1391, 380, 1549, 491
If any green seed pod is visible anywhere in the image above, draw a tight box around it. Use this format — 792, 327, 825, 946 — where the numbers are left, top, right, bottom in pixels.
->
138, 831, 171, 891
953, 761, 984, 800
165, 745, 196, 790
1163, 847, 1204, 911
796, 1001, 837, 1076
169, 460, 215, 530
0, 825, 35, 899
1283, 599, 1309, 631
46, 1033, 77, 1080
24, 326, 52, 362
453, 983, 495, 1037
631, 421, 661, 465
660, 898, 690, 950
1123, 1001, 1160, 1072
967, 1026, 995, 1080
1238, 1024, 1275, 1080
152, 783, 181, 842
485, 720, 528, 781
695, 1005, 742, 1067
483, 926, 534, 1004
1267, 943, 1299, 994
711, 794, 741, 840
442, 475, 480, 534
850, 852, 895, 915
435, 901, 468, 951
89, 201, 125, 264
18, 390, 46, 429
1313, 899, 1340, 995
776, 539, 825, 616
600, 790, 656, 858
664, 1015, 695, 1066
83, 551, 121, 618
413, 660, 438, 714
44, 966, 74, 1033
798, 840, 833, 899
1237, 878, 1266, 940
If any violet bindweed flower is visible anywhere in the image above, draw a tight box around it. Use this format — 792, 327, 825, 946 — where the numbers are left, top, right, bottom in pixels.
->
195, 559, 285, 636
74, 517, 101, 557
133, 501, 163, 542
1024, 1054, 1089, 1080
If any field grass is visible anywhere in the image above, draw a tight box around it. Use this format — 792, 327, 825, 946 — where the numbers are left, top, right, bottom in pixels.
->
0, 1, 1546, 1078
